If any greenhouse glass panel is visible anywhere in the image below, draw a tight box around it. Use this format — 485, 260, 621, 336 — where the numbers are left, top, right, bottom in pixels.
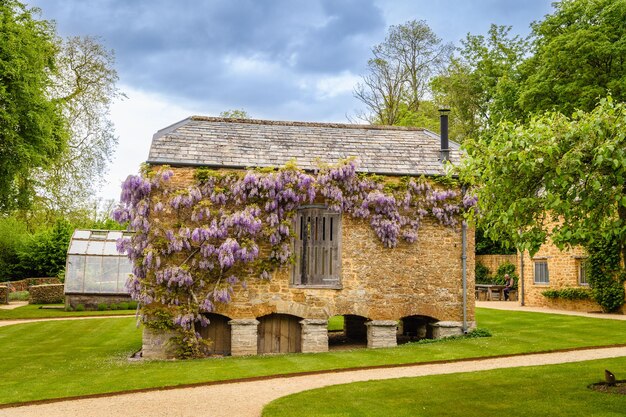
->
108, 231, 123, 240
87, 240, 105, 255
65, 229, 132, 295
69, 239, 89, 255
84, 256, 103, 292
101, 257, 120, 293
65, 255, 85, 293
74, 230, 91, 239
103, 241, 120, 256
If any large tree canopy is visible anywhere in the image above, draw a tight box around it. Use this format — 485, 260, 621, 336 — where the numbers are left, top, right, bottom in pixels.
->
0, 1, 68, 211
432, 25, 527, 142
461, 97, 626, 262
519, 0, 626, 116
354, 20, 452, 126
40, 36, 121, 214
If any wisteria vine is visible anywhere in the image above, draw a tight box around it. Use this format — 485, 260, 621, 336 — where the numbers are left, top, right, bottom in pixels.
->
113, 160, 477, 357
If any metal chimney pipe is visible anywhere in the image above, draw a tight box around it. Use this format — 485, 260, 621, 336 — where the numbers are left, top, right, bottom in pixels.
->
439, 108, 450, 162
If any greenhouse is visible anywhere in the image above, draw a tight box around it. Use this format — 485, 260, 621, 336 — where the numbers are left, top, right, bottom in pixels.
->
64, 229, 133, 308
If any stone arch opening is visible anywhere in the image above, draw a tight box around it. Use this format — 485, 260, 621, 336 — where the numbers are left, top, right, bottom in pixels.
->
257, 313, 302, 354
328, 314, 369, 349
397, 315, 438, 344
196, 313, 232, 356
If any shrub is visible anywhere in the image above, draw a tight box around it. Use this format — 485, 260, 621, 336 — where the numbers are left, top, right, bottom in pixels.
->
494, 262, 519, 286
75, 304, 85, 311
8, 290, 29, 301
128, 301, 138, 310
586, 237, 626, 313
97, 303, 108, 311
542, 287, 592, 300
117, 302, 129, 310
475, 262, 492, 284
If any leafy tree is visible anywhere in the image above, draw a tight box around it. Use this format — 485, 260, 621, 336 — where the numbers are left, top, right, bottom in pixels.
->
432, 25, 528, 141
519, 0, 626, 116
39, 36, 121, 214
461, 97, 626, 310
15, 218, 73, 278
355, 20, 452, 125
219, 109, 250, 119
0, 1, 68, 211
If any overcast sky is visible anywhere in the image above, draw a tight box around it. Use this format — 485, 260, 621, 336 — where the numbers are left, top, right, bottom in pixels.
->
28, 0, 553, 203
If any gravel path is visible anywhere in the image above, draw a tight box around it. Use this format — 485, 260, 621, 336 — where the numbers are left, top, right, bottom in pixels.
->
2, 303, 624, 416
2, 346, 626, 417
0, 315, 134, 327
0, 301, 28, 310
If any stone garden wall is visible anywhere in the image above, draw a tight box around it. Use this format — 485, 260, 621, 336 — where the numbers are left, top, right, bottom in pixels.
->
4, 277, 61, 292
29, 284, 64, 304
475, 254, 517, 275
0, 286, 8, 304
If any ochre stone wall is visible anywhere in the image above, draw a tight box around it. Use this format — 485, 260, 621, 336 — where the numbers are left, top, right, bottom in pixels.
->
518, 234, 602, 312
29, 284, 64, 304
0, 286, 8, 304
475, 254, 517, 275
5, 277, 61, 292
160, 166, 475, 325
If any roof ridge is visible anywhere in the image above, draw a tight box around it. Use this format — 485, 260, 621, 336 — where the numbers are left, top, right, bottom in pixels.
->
188, 116, 427, 132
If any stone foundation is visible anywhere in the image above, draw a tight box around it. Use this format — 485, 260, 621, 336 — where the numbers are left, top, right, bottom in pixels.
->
142, 328, 178, 359
300, 319, 329, 353
65, 293, 132, 310
229, 319, 259, 356
430, 321, 474, 338
366, 320, 398, 348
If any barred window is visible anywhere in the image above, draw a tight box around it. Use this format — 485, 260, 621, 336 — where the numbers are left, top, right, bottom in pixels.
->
534, 261, 549, 284
292, 207, 341, 287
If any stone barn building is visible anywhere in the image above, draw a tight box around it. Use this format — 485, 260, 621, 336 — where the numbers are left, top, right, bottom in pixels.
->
139, 116, 475, 358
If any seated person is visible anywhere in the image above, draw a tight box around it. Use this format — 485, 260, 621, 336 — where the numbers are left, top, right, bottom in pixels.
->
503, 273, 515, 301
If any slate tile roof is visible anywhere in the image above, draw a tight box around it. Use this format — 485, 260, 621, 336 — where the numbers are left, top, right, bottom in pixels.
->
147, 117, 461, 176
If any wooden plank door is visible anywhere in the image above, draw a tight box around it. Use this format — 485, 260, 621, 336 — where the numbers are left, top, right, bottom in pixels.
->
198, 314, 231, 355
257, 314, 302, 354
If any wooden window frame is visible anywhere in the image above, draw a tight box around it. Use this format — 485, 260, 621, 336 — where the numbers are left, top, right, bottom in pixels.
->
534, 260, 549, 285
291, 206, 342, 289
578, 259, 589, 286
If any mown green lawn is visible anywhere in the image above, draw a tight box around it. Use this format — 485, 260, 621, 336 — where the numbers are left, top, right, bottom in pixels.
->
0, 304, 135, 320
263, 357, 626, 417
0, 308, 625, 405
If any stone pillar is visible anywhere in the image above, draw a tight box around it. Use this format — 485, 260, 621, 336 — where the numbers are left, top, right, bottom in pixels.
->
300, 319, 329, 353
142, 327, 178, 359
229, 318, 259, 356
430, 321, 474, 339
365, 320, 398, 349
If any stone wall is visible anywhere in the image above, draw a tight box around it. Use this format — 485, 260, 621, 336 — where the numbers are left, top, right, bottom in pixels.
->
212, 214, 475, 324
4, 277, 61, 292
517, 235, 611, 312
476, 254, 518, 275
29, 284, 64, 304
142, 166, 476, 356
164, 166, 475, 325
65, 294, 133, 310
0, 286, 8, 304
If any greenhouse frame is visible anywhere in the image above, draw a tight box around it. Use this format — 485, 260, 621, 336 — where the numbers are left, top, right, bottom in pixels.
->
64, 229, 133, 309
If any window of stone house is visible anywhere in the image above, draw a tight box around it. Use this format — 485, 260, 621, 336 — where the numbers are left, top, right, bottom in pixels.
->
292, 206, 341, 287
534, 260, 549, 284
578, 259, 589, 286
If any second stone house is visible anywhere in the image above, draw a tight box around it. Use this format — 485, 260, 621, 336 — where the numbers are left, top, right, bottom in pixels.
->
129, 114, 476, 359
